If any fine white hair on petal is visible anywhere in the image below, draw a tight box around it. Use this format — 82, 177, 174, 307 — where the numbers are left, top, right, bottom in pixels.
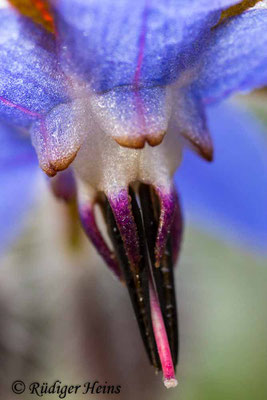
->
31, 100, 88, 176
71, 79, 183, 195
89, 86, 173, 149
73, 113, 183, 195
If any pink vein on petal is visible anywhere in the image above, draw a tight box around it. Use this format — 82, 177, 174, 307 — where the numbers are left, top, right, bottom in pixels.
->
133, 0, 150, 134
0, 95, 50, 161
133, 0, 149, 87
0, 95, 42, 118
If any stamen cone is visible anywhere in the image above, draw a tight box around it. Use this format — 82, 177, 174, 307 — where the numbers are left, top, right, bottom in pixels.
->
78, 182, 183, 387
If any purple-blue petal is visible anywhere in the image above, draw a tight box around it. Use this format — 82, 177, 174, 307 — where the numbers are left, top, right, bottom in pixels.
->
90, 86, 170, 147
0, 7, 69, 128
176, 101, 267, 252
172, 87, 213, 161
51, 0, 231, 92
0, 123, 38, 252
196, 10, 267, 104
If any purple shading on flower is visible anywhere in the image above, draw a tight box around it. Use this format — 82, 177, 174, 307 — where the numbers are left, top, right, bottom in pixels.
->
79, 202, 121, 280
50, 168, 77, 202
108, 188, 140, 269
154, 186, 177, 268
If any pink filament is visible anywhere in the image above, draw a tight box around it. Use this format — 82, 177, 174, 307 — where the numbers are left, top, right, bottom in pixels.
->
149, 279, 178, 387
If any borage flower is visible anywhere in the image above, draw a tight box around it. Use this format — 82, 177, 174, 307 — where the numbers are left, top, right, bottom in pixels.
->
1, 0, 267, 388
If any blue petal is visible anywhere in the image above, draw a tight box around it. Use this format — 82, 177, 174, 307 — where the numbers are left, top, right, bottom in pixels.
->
90, 86, 170, 148
0, 7, 69, 127
196, 10, 267, 103
30, 101, 85, 176
0, 123, 39, 252
172, 87, 213, 161
176, 101, 267, 252
0, 7, 85, 176
51, 0, 237, 91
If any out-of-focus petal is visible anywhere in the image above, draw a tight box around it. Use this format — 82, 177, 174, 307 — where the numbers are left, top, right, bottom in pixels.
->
50, 0, 226, 91
50, 168, 76, 202
0, 123, 39, 252
196, 10, 267, 103
176, 101, 267, 252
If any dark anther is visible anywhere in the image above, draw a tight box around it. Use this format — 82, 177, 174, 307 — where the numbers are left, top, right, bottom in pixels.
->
100, 183, 181, 373
102, 192, 161, 369
139, 184, 179, 367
